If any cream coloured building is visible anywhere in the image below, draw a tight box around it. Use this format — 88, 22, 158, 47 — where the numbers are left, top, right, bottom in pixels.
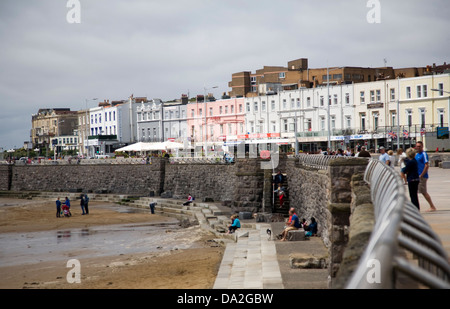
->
398, 73, 450, 150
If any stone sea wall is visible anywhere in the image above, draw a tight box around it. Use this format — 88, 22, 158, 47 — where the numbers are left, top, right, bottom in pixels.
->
3, 159, 165, 195
284, 157, 369, 286
1, 156, 373, 287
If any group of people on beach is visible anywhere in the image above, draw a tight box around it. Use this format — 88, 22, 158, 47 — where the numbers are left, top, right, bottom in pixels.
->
55, 194, 89, 218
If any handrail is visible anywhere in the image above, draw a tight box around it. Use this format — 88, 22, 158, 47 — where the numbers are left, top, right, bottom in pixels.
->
295, 154, 361, 170
346, 159, 450, 289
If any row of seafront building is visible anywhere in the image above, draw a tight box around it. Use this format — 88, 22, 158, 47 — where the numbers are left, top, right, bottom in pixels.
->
31, 70, 450, 158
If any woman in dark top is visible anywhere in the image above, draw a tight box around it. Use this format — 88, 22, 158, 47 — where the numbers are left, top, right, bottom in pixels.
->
401, 148, 420, 210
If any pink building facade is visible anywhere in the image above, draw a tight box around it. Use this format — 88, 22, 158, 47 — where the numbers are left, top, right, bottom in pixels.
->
187, 98, 245, 146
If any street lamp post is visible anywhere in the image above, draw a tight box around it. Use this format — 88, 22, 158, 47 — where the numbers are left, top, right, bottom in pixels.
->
203, 86, 217, 157
326, 66, 343, 149
85, 98, 98, 158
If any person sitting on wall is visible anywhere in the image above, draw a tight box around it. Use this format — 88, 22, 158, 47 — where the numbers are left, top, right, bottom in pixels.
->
183, 193, 194, 206
305, 217, 318, 237
226, 214, 241, 234
279, 208, 301, 241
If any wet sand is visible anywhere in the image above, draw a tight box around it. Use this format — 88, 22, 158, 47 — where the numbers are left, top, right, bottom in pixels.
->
0, 198, 224, 289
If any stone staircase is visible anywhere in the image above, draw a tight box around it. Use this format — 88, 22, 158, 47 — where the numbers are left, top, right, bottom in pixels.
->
272, 175, 290, 215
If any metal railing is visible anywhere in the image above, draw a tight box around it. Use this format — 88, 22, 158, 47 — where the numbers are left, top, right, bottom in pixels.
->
346, 159, 450, 289
295, 154, 357, 170
169, 156, 232, 164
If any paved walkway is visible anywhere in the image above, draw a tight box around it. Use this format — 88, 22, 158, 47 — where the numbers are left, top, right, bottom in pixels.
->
213, 223, 284, 289
213, 166, 450, 289
416, 167, 450, 259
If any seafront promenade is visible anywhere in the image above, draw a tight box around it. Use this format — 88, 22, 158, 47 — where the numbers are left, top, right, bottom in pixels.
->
213, 166, 450, 289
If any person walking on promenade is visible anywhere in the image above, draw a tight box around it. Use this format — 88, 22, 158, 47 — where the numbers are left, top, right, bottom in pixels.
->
401, 148, 420, 210
56, 197, 62, 218
397, 148, 407, 169
357, 146, 371, 158
80, 194, 86, 215
379, 146, 389, 165
415, 141, 437, 212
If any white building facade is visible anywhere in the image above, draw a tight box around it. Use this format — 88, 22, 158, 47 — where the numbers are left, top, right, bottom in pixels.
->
86, 97, 139, 156
244, 83, 355, 152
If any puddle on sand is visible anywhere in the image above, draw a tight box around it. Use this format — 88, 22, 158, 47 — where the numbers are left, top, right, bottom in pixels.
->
0, 220, 189, 268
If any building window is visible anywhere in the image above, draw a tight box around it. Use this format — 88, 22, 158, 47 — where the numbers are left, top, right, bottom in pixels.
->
296, 98, 300, 108
283, 119, 288, 132
271, 121, 276, 132
246, 102, 250, 112
225, 106, 228, 114
306, 97, 311, 107
423, 85, 427, 97
438, 109, 445, 127
320, 96, 324, 107
254, 102, 258, 112
373, 113, 379, 130
283, 99, 287, 110
391, 112, 396, 127
370, 90, 375, 102
407, 110, 412, 127
360, 114, 366, 131
231, 105, 234, 113
239, 104, 243, 113
390, 88, 395, 101
376, 90, 381, 102
271, 100, 275, 111
360, 91, 365, 104
191, 109, 195, 117
345, 93, 350, 105
345, 116, 351, 129
279, 72, 285, 79
305, 119, 312, 132
320, 117, 325, 131
220, 106, 223, 114
406, 86, 411, 99
291, 98, 295, 109
438, 83, 444, 96
417, 85, 422, 98
261, 101, 266, 112
331, 116, 336, 130
333, 94, 338, 105
209, 107, 213, 116
420, 108, 426, 128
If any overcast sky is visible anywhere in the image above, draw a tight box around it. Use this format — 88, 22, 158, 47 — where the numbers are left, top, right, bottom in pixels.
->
0, 0, 449, 151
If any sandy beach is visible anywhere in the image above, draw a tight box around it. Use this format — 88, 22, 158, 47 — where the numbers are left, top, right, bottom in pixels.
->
0, 198, 225, 289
